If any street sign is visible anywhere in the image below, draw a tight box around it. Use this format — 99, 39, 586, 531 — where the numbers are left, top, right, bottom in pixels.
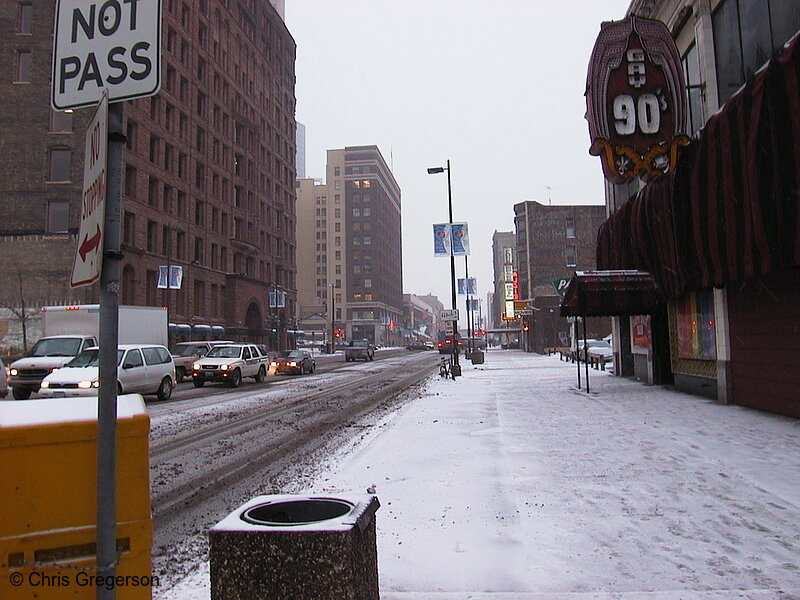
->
52, 0, 162, 110
440, 309, 459, 321
70, 91, 108, 288
517, 309, 533, 316
553, 277, 571, 296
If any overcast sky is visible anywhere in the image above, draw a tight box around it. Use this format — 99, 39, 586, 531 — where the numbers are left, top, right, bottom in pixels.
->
285, 0, 631, 320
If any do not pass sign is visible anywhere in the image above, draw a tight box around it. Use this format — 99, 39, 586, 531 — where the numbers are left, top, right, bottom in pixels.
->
52, 0, 162, 110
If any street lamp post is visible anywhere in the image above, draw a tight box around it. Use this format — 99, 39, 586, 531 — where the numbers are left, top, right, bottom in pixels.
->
427, 160, 461, 376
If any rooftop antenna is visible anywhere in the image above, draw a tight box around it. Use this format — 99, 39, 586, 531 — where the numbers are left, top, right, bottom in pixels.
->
545, 185, 553, 205
390, 145, 394, 170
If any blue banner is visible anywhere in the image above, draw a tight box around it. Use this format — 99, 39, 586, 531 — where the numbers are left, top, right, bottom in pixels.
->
450, 222, 470, 256
458, 278, 477, 295
433, 223, 450, 257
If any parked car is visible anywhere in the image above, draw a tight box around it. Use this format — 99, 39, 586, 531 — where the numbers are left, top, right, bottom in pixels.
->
270, 350, 316, 375
0, 357, 8, 398
576, 339, 613, 364
38, 344, 176, 401
345, 339, 375, 362
170, 340, 234, 383
191, 343, 268, 388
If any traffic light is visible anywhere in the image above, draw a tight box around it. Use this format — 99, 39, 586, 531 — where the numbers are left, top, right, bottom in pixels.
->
335, 327, 344, 338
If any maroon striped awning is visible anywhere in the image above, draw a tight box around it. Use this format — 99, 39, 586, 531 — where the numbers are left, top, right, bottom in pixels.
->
560, 270, 661, 317
596, 31, 800, 298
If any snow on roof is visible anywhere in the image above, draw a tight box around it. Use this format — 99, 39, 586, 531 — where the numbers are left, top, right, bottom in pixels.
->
0, 394, 146, 428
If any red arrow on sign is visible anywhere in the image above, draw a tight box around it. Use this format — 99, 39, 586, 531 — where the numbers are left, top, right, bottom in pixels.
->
79, 225, 101, 262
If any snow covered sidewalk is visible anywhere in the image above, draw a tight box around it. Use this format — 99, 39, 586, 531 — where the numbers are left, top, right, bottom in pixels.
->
162, 350, 800, 599
305, 350, 800, 599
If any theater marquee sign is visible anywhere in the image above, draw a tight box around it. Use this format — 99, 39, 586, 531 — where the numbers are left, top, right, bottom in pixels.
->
586, 15, 689, 183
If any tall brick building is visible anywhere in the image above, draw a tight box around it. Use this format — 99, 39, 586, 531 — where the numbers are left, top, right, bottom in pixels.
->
296, 146, 403, 346
0, 0, 297, 346
513, 201, 609, 351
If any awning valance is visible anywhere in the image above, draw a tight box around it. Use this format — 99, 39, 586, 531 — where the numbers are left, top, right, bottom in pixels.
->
560, 270, 661, 317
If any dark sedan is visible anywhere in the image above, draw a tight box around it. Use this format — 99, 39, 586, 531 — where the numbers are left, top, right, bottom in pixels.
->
270, 350, 316, 375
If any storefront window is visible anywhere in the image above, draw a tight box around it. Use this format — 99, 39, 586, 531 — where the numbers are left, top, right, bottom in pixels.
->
676, 291, 717, 360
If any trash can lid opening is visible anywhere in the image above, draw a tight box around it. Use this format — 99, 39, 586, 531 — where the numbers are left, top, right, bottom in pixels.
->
241, 498, 354, 526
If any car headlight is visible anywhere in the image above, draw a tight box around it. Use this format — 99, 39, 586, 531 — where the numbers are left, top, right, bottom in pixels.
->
78, 381, 93, 389
93, 381, 100, 388
289, 361, 297, 366
9, 368, 18, 376
220, 364, 229, 371
40, 380, 50, 388
270, 361, 278, 367
192, 363, 201, 371
50, 367, 60, 373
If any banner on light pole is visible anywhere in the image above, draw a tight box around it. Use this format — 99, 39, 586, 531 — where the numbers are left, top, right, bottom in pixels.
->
457, 277, 477, 295
433, 223, 451, 257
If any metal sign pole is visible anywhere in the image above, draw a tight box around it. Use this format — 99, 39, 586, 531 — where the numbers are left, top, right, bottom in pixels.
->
97, 101, 124, 600
583, 315, 590, 393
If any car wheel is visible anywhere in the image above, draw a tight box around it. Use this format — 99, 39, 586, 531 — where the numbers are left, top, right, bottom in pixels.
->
255, 365, 266, 383
228, 369, 241, 388
156, 377, 173, 402
368, 353, 374, 361
175, 367, 186, 383
310, 362, 315, 373
193, 379, 205, 388
12, 388, 31, 400
299, 364, 305, 375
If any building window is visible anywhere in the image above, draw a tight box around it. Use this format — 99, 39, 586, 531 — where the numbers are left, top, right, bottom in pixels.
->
682, 43, 704, 134
147, 221, 157, 252
123, 212, 135, 245
51, 110, 73, 133
149, 135, 160, 163
364, 237, 371, 245
46, 200, 69, 232
148, 176, 159, 206
353, 208, 361, 217
48, 148, 71, 182
124, 164, 137, 196
713, 0, 800, 103
364, 278, 372, 288
16, 50, 31, 82
566, 218, 575, 239
566, 245, 577, 267
18, 4, 32, 34
334, 180, 341, 190
363, 207, 371, 216
125, 118, 137, 151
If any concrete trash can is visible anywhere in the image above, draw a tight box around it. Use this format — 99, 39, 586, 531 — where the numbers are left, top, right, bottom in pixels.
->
469, 349, 485, 364
210, 494, 380, 600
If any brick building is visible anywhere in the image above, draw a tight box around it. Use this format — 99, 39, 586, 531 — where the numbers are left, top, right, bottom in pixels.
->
0, 0, 297, 347
296, 146, 403, 346
513, 201, 609, 351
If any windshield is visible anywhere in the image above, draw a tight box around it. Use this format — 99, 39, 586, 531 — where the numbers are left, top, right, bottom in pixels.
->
65, 349, 125, 367
206, 346, 242, 358
352, 340, 369, 347
30, 337, 83, 357
174, 344, 204, 357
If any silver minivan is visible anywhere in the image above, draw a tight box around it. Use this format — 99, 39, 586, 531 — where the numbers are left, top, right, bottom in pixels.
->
38, 344, 176, 401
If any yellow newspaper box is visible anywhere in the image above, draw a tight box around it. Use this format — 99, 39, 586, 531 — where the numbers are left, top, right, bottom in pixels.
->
0, 395, 152, 599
